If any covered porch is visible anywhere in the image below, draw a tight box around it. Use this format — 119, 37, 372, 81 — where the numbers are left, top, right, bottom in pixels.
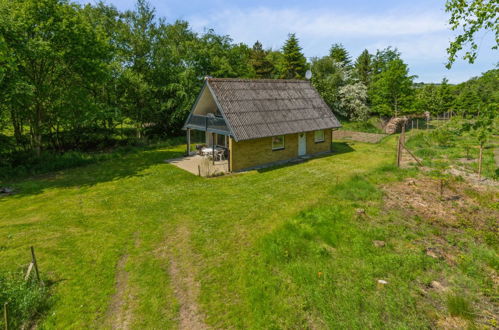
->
174, 113, 231, 176
185, 113, 231, 156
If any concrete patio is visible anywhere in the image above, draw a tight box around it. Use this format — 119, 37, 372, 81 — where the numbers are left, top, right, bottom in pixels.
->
166, 154, 229, 177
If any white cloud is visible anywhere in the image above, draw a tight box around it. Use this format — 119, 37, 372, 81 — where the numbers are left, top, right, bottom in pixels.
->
189, 7, 447, 44
187, 6, 496, 83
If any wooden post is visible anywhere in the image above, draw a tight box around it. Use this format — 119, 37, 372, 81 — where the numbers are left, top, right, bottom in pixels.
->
396, 135, 402, 167
3, 302, 7, 330
397, 124, 406, 167
401, 123, 406, 144
416, 119, 419, 130
212, 133, 215, 165
331, 130, 334, 152
198, 165, 201, 177
186, 128, 191, 156
30, 246, 40, 283
411, 119, 414, 130
440, 179, 444, 198
478, 144, 483, 180
426, 117, 429, 129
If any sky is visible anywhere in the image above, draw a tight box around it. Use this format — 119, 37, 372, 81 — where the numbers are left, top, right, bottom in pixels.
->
75, 0, 498, 83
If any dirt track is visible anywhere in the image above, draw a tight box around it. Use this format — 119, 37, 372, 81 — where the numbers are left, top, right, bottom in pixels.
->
333, 130, 387, 143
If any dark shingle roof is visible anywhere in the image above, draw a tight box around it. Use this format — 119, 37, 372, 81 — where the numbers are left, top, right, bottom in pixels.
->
206, 78, 341, 141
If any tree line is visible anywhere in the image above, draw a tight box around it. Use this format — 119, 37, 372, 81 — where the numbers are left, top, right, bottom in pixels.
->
0, 0, 497, 160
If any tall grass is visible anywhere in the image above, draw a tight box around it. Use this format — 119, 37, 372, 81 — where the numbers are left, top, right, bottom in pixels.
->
0, 273, 49, 329
447, 294, 475, 320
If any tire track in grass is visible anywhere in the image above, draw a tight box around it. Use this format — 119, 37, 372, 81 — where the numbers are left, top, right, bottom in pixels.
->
103, 234, 139, 329
103, 253, 133, 329
160, 225, 207, 329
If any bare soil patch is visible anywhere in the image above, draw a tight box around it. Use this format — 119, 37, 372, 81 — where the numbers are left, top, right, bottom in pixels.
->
382, 177, 498, 232
334, 130, 387, 143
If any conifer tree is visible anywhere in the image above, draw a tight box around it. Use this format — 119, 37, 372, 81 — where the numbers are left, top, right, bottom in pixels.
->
329, 43, 351, 66
250, 41, 274, 78
281, 33, 307, 79
354, 49, 372, 86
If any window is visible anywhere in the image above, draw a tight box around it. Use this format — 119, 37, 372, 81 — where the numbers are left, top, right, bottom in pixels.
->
314, 130, 325, 143
216, 134, 227, 147
272, 135, 285, 150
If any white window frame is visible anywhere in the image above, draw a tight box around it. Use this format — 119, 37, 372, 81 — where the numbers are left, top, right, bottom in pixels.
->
314, 130, 325, 143
272, 135, 285, 150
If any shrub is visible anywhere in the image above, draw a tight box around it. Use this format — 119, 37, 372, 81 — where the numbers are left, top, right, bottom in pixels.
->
0, 273, 49, 329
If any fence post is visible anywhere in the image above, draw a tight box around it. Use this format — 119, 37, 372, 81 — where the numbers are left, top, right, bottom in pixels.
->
3, 302, 7, 330
478, 145, 483, 180
30, 246, 41, 283
396, 125, 405, 167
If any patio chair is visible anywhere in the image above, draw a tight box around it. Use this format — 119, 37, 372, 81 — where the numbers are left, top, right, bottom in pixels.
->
216, 150, 225, 161
195, 144, 206, 155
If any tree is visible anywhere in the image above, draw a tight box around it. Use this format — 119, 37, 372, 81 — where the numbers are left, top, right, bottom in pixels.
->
120, 0, 157, 138
371, 47, 401, 75
250, 41, 275, 78
369, 59, 416, 116
310, 56, 349, 117
460, 104, 497, 178
0, 0, 110, 155
339, 83, 370, 121
438, 78, 455, 113
329, 43, 351, 66
413, 84, 441, 115
445, 0, 499, 68
354, 49, 372, 86
281, 33, 307, 79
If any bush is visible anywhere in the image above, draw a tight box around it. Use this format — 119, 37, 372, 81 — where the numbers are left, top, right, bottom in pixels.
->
0, 273, 49, 329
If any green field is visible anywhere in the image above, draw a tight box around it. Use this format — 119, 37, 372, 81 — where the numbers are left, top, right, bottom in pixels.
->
0, 136, 497, 329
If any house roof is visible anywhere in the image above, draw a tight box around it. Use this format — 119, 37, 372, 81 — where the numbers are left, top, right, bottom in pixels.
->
187, 78, 341, 141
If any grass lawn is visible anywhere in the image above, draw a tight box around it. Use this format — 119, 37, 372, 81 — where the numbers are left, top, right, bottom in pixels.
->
0, 136, 497, 328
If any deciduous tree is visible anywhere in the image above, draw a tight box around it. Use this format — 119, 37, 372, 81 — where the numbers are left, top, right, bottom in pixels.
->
445, 0, 499, 67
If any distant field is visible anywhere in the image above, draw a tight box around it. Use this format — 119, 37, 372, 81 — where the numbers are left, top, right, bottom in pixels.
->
0, 136, 497, 328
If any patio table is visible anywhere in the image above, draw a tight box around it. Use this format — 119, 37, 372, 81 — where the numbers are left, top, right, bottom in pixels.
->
201, 146, 224, 157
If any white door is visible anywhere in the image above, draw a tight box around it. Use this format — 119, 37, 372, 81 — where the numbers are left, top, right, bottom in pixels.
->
298, 133, 306, 156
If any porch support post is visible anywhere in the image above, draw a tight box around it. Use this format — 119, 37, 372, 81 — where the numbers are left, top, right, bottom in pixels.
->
212, 133, 215, 165
186, 128, 191, 156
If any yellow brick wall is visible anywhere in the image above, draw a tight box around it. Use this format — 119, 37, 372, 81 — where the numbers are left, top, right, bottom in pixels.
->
230, 133, 298, 171
306, 129, 332, 154
229, 129, 332, 171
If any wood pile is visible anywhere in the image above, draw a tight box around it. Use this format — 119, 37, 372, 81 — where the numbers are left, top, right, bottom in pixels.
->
383, 117, 408, 134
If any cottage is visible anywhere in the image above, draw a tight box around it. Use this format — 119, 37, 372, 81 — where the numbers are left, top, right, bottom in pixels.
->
183, 78, 341, 172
